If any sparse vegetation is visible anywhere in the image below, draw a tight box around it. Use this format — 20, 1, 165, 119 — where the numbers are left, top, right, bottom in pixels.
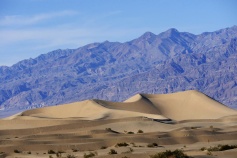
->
150, 149, 190, 158
106, 128, 111, 131
108, 149, 117, 155
137, 129, 144, 133
116, 142, 129, 147
84, 152, 97, 158
67, 154, 76, 158
127, 131, 134, 134
48, 149, 56, 154
200, 147, 207, 151
72, 149, 79, 152
100, 146, 107, 149
49, 155, 53, 158
201, 144, 237, 152
58, 150, 65, 153
14, 149, 21, 153
147, 143, 158, 148
56, 150, 65, 157
27, 151, 31, 154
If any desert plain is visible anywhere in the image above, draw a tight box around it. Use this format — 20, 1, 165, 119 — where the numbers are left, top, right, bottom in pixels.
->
0, 90, 237, 158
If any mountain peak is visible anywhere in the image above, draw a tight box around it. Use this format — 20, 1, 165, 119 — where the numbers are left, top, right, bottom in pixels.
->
138, 31, 156, 40
167, 28, 179, 33
159, 28, 180, 38
131, 31, 157, 44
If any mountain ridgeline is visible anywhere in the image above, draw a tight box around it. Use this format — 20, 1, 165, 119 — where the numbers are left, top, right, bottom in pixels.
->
1, 26, 237, 111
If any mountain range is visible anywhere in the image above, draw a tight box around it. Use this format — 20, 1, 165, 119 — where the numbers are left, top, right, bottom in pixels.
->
0, 26, 237, 115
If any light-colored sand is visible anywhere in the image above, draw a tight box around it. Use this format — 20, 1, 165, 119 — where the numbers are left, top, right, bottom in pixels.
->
142, 90, 237, 120
11, 90, 236, 121
0, 90, 237, 158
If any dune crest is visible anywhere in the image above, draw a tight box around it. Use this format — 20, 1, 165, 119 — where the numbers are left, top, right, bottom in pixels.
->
13, 90, 236, 121
142, 90, 237, 120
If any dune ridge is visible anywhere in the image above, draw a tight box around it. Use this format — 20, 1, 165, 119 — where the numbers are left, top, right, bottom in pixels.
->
11, 90, 236, 121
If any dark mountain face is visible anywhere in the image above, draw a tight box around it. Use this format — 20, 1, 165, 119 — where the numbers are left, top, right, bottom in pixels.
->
1, 26, 237, 113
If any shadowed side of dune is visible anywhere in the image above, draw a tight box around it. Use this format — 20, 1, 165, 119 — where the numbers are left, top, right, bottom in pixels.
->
142, 90, 237, 121
95, 94, 161, 115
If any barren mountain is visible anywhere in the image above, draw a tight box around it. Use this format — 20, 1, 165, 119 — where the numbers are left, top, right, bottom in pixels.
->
0, 26, 237, 115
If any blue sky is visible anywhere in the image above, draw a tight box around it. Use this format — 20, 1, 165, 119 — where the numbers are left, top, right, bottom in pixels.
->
0, 0, 236, 66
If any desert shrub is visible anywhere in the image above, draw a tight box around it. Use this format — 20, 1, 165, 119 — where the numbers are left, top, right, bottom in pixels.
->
127, 131, 134, 134
147, 143, 158, 148
137, 129, 144, 133
49, 156, 53, 158
218, 144, 237, 151
84, 152, 97, 158
150, 149, 190, 158
72, 149, 79, 152
122, 156, 130, 158
56, 150, 65, 157
67, 154, 76, 158
153, 143, 158, 146
200, 147, 206, 151
108, 149, 117, 155
205, 144, 237, 151
14, 149, 21, 153
48, 149, 56, 154
100, 146, 107, 149
116, 142, 129, 147
207, 146, 219, 151
27, 151, 31, 154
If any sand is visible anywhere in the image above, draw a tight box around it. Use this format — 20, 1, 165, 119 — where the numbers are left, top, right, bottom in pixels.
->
0, 90, 237, 158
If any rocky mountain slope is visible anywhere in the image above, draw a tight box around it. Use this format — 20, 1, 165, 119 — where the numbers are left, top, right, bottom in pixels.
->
0, 26, 237, 112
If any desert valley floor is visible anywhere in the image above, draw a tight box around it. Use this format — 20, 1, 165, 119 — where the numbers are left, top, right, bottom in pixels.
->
0, 90, 237, 158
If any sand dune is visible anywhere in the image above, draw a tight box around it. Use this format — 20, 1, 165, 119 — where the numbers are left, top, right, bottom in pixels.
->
142, 90, 237, 120
1, 90, 237, 158
16, 90, 237, 121
19, 99, 167, 120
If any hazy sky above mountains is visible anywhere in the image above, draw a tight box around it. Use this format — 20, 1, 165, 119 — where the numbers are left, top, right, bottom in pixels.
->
0, 0, 236, 66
